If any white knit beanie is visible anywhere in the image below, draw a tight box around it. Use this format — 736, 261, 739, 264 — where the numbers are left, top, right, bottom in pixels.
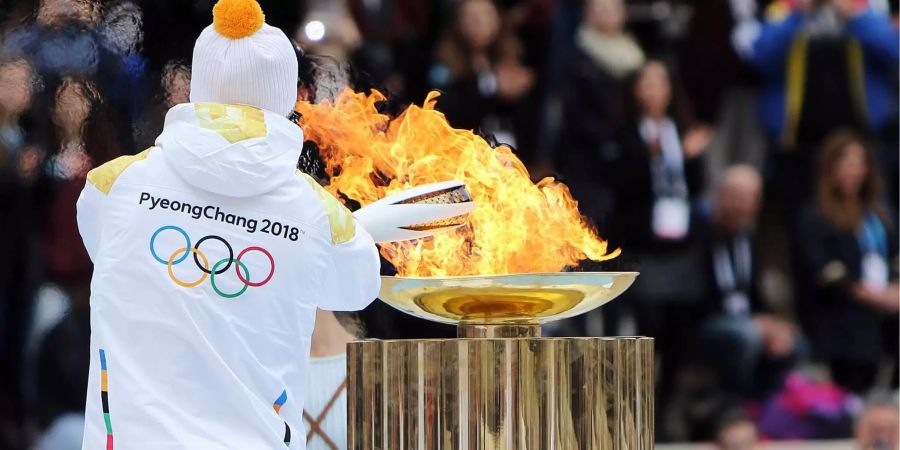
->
190, 0, 298, 117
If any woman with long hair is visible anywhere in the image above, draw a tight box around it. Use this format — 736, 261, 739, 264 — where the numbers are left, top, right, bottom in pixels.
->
797, 129, 898, 394
428, 0, 533, 147
607, 59, 711, 291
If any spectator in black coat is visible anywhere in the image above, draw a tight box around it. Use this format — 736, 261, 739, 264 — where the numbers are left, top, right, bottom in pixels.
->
797, 130, 899, 394
557, 0, 644, 229
607, 60, 711, 258
697, 165, 802, 401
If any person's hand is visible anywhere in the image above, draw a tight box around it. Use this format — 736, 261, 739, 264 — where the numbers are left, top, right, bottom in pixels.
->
682, 125, 713, 159
17, 145, 42, 181
754, 314, 796, 358
495, 61, 534, 101
853, 283, 881, 306
854, 282, 900, 313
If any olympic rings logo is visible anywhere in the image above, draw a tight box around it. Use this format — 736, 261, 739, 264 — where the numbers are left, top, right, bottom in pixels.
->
149, 225, 275, 298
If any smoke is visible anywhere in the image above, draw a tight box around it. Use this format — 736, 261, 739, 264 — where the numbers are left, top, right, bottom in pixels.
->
310, 58, 350, 104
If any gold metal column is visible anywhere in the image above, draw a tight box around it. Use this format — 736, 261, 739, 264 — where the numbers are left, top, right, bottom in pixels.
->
348, 273, 653, 449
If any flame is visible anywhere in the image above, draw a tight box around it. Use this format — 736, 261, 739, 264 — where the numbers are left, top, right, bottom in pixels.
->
297, 89, 620, 277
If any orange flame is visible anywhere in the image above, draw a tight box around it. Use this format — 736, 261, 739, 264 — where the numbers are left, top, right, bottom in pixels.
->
297, 89, 620, 277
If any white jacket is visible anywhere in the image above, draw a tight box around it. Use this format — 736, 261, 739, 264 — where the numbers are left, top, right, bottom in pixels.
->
76, 103, 380, 449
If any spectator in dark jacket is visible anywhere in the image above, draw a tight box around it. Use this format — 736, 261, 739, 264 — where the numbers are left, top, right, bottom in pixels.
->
556, 0, 644, 229
697, 165, 802, 401
797, 130, 898, 394
607, 60, 711, 258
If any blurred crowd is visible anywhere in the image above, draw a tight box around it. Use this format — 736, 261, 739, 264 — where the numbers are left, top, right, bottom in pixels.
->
0, 0, 897, 448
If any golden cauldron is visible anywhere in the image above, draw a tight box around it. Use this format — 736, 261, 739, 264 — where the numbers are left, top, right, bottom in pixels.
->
347, 272, 654, 449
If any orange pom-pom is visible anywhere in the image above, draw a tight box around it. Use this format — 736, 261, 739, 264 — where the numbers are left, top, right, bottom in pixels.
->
213, 0, 264, 39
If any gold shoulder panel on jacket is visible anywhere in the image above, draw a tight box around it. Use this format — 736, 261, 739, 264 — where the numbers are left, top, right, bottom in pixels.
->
86, 148, 152, 195
195, 103, 267, 144
297, 171, 356, 245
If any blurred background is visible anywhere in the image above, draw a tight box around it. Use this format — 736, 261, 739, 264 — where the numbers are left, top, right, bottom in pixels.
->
0, 0, 897, 448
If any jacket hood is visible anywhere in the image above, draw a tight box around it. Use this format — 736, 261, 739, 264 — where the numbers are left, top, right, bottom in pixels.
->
156, 103, 304, 198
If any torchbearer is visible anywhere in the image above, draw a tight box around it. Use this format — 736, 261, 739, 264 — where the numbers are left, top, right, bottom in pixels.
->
74, 1, 470, 448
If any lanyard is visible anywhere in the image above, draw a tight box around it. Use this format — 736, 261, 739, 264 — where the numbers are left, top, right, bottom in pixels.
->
713, 233, 752, 294
858, 212, 888, 258
641, 117, 688, 200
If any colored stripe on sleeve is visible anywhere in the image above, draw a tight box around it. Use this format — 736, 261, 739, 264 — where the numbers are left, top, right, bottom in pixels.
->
99, 349, 114, 449
273, 389, 288, 414
273, 389, 291, 447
